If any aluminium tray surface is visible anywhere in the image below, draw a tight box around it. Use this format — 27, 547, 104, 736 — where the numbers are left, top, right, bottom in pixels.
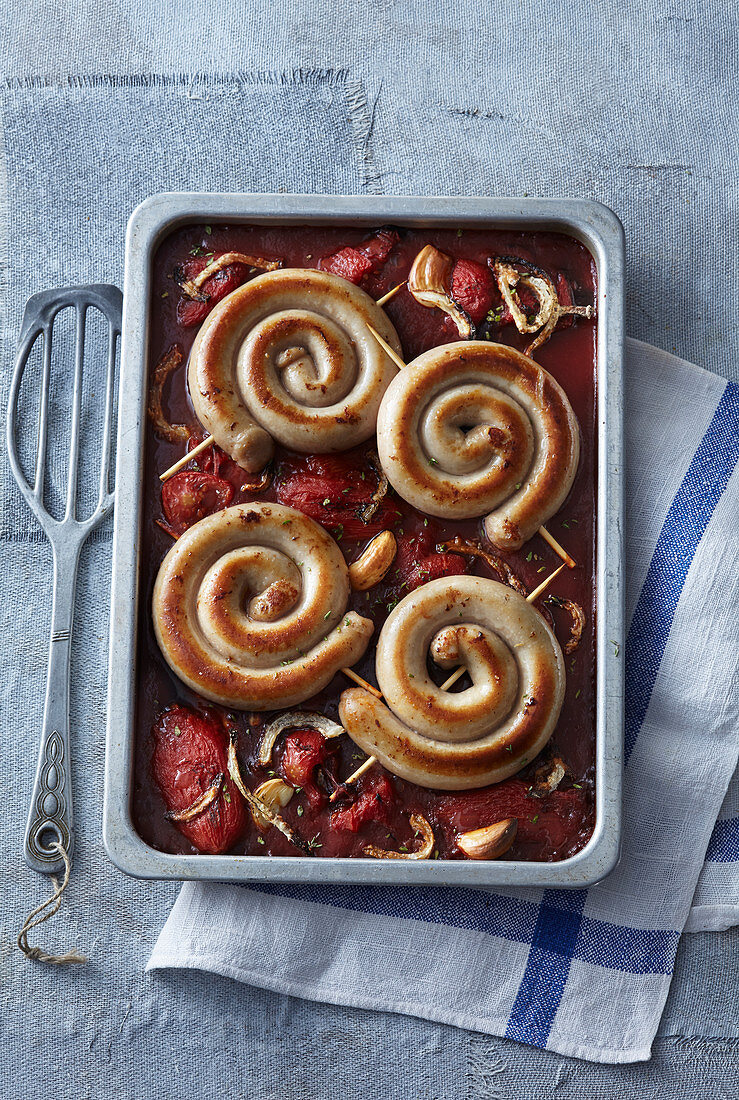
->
103, 193, 624, 887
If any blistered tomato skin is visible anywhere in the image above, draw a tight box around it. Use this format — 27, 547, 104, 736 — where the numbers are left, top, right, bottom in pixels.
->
152, 706, 248, 854
318, 228, 399, 285
280, 728, 330, 809
176, 256, 252, 327
450, 259, 495, 324
331, 774, 395, 832
161, 470, 234, 534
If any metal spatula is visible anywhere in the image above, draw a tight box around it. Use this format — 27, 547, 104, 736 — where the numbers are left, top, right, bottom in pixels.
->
6, 285, 122, 875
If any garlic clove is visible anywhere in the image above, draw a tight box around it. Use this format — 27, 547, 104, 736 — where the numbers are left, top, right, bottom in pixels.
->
349, 530, 397, 591
251, 777, 294, 831
457, 818, 518, 860
408, 245, 473, 338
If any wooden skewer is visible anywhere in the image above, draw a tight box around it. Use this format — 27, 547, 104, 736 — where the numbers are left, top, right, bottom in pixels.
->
341, 667, 383, 699
376, 282, 405, 307
159, 435, 214, 482
342, 755, 378, 787
440, 665, 467, 691
538, 525, 576, 568
526, 562, 566, 603
158, 289, 404, 482
365, 323, 407, 372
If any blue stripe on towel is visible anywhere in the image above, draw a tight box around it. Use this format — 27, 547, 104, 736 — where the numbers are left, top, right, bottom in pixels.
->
255, 380, 737, 1050
624, 382, 739, 762
256, 883, 678, 975
505, 890, 586, 1046
705, 817, 739, 862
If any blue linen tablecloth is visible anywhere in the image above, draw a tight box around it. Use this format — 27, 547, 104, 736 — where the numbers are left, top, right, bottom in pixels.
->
1, 2, 737, 1095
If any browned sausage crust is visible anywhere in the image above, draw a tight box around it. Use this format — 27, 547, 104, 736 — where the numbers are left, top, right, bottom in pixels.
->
339, 575, 565, 789
188, 269, 403, 471
153, 503, 374, 710
376, 341, 580, 550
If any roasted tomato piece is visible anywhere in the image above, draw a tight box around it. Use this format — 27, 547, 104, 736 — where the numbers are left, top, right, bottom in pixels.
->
275, 453, 401, 540
330, 774, 394, 832
152, 706, 248, 854
435, 779, 592, 862
319, 247, 374, 284
280, 728, 329, 809
390, 522, 468, 595
318, 228, 399, 285
450, 259, 495, 324
161, 470, 234, 535
175, 255, 253, 328
403, 551, 468, 592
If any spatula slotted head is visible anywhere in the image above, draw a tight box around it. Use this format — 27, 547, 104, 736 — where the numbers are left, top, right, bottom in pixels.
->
6, 284, 122, 541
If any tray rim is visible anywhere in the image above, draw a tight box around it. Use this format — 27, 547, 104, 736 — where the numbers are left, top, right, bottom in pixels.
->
104, 192, 624, 888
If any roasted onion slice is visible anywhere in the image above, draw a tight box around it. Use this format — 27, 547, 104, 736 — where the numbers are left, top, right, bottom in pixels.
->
363, 813, 435, 860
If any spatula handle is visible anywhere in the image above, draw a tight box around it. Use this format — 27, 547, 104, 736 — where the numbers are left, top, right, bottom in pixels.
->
24, 543, 79, 874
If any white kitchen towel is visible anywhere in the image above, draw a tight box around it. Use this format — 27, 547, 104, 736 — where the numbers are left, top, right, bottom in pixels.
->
148, 338, 739, 1064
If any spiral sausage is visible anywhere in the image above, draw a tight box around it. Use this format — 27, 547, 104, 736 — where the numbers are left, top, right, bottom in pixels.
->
376, 341, 580, 551
188, 269, 403, 471
153, 503, 374, 710
338, 575, 565, 789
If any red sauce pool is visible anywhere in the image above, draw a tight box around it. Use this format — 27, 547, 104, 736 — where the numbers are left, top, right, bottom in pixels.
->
133, 222, 598, 862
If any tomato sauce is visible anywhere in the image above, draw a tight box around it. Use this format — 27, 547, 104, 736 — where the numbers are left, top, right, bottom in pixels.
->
132, 221, 598, 863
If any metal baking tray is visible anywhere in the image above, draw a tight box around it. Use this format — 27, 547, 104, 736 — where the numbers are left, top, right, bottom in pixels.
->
104, 193, 624, 888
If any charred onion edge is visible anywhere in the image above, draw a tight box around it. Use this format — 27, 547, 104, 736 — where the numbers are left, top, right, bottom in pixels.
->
363, 813, 435, 860
356, 451, 390, 523
257, 711, 346, 768
491, 258, 594, 356
457, 818, 518, 860
408, 244, 473, 338
439, 536, 529, 598
165, 772, 224, 822
147, 345, 191, 444
238, 463, 273, 494
176, 252, 282, 300
545, 595, 585, 654
227, 731, 311, 854
533, 754, 567, 794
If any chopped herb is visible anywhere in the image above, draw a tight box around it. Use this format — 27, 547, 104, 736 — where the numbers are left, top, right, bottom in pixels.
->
324, 611, 331, 620
307, 834, 322, 851
223, 789, 231, 803
530, 814, 539, 823
456, 228, 463, 237
409, 673, 415, 679
257, 836, 265, 845
297, 805, 304, 816
611, 640, 620, 657
506, 745, 513, 752
573, 783, 582, 789
515, 482, 521, 490
424, 517, 428, 526
526, 551, 533, 562
282, 519, 290, 525
205, 225, 212, 234
537, 566, 546, 573
561, 521, 570, 529
268, 769, 276, 777
399, 844, 409, 852
174, 726, 181, 737
386, 600, 398, 613
161, 291, 169, 299
575, 688, 581, 699
322, 498, 330, 506
428, 456, 437, 465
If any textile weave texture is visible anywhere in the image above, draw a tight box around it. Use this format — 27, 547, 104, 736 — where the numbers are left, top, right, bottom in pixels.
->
0, 22, 737, 1091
